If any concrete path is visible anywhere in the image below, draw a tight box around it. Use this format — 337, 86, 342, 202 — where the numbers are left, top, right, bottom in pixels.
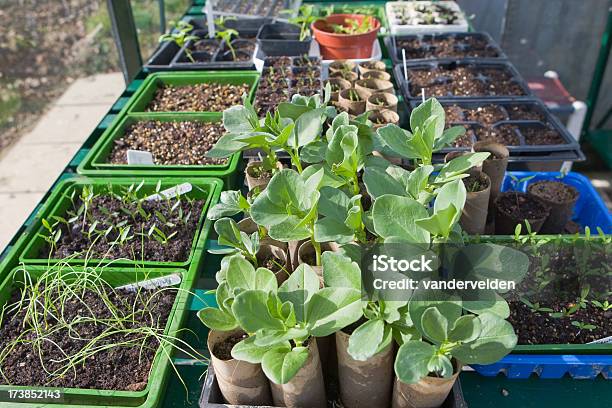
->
0, 72, 124, 250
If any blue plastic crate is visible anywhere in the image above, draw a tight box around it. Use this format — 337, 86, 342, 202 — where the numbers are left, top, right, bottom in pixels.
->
471, 355, 612, 380
501, 171, 612, 233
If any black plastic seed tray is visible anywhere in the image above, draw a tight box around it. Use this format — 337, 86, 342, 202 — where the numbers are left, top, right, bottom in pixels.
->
172, 37, 258, 69
393, 60, 532, 101
385, 32, 507, 65
208, 0, 300, 19
199, 365, 468, 408
408, 99, 580, 154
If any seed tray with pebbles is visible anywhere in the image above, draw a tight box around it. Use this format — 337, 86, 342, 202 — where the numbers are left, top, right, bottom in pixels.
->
410, 99, 579, 153
385, 1, 468, 35
385, 32, 506, 64
208, 0, 299, 19
125, 72, 260, 116
19, 177, 222, 267
254, 56, 322, 117
395, 61, 531, 100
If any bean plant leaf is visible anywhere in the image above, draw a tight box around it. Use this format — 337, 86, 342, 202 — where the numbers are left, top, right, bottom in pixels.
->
279, 264, 320, 323
434, 153, 490, 184
232, 290, 285, 333
307, 287, 362, 337
262, 346, 309, 384
410, 98, 445, 138
395, 340, 437, 384
197, 307, 237, 331
322, 251, 361, 290
421, 307, 449, 344
433, 126, 466, 152
376, 125, 418, 159
231, 336, 283, 363
347, 319, 386, 361
448, 315, 482, 343
372, 195, 430, 243
453, 312, 517, 364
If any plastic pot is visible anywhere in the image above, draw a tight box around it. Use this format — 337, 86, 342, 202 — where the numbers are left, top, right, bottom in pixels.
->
366, 92, 399, 112
326, 77, 352, 101
257, 22, 312, 56
392, 361, 462, 408
355, 78, 394, 97
335, 330, 394, 408
269, 339, 327, 408
338, 88, 369, 115
494, 191, 550, 234
311, 14, 381, 60
362, 69, 392, 81
370, 109, 400, 129
527, 180, 580, 234
207, 330, 272, 405
460, 171, 491, 235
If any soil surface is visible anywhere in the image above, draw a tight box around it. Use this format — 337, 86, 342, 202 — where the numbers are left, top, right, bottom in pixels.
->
146, 83, 250, 112
464, 173, 490, 192
465, 105, 508, 124
213, 332, 247, 361
475, 124, 520, 146
408, 65, 526, 97
0, 286, 176, 390
44, 194, 204, 262
398, 35, 499, 59
521, 126, 565, 145
506, 105, 546, 121
528, 180, 578, 203
107, 120, 227, 165
496, 192, 549, 220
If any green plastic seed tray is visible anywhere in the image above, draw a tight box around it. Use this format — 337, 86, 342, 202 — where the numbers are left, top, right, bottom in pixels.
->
76, 113, 241, 187
0, 265, 192, 407
18, 177, 222, 270
124, 71, 260, 117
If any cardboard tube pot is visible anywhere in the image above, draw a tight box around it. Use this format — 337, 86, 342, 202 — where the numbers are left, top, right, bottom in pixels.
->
494, 191, 550, 234
270, 339, 327, 408
370, 109, 400, 129
331, 69, 359, 83
527, 180, 580, 234
473, 141, 509, 202
329, 59, 357, 73
326, 77, 352, 102
297, 241, 339, 281
460, 171, 491, 235
355, 78, 394, 98
311, 14, 380, 60
245, 160, 283, 191
208, 330, 272, 405
339, 88, 368, 115
392, 361, 461, 408
363, 69, 392, 81
358, 60, 387, 75
256, 243, 291, 285
336, 330, 394, 408
366, 92, 398, 112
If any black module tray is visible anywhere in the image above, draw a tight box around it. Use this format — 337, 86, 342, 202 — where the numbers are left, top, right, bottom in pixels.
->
408, 99, 580, 154
209, 0, 297, 19
254, 56, 322, 117
144, 18, 272, 71
199, 364, 468, 408
393, 60, 532, 101
385, 32, 507, 65
172, 36, 258, 68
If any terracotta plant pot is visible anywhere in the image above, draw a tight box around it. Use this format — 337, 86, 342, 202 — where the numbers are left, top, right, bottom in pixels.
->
270, 339, 327, 408
358, 60, 386, 76
527, 180, 580, 234
256, 243, 291, 284
208, 330, 272, 405
494, 191, 551, 234
366, 92, 398, 112
336, 330, 394, 408
326, 77, 352, 101
311, 14, 380, 60
338, 88, 369, 115
245, 160, 283, 191
355, 78, 394, 97
392, 361, 461, 408
362, 69, 392, 81
330, 69, 359, 83
369, 109, 400, 129
460, 171, 491, 235
329, 59, 357, 73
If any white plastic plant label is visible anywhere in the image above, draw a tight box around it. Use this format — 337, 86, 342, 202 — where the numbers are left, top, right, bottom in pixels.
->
127, 149, 154, 165
117, 273, 182, 292
588, 336, 612, 344
146, 182, 193, 201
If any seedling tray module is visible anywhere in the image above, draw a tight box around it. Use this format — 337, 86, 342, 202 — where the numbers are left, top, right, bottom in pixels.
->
385, 1, 469, 35
207, 0, 300, 19
386, 32, 507, 64
395, 61, 532, 101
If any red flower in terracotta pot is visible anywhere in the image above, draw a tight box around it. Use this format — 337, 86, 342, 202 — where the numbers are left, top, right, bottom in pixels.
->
311, 14, 380, 60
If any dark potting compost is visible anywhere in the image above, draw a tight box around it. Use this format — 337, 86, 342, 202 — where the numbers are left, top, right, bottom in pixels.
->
107, 120, 228, 166
145, 83, 251, 112
0, 286, 176, 390
212, 332, 248, 361
395, 33, 501, 60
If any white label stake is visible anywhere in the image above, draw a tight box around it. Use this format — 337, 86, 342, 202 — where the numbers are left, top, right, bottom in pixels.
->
588, 336, 612, 344
117, 273, 182, 292
146, 182, 193, 201
402, 48, 408, 84
127, 150, 154, 165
